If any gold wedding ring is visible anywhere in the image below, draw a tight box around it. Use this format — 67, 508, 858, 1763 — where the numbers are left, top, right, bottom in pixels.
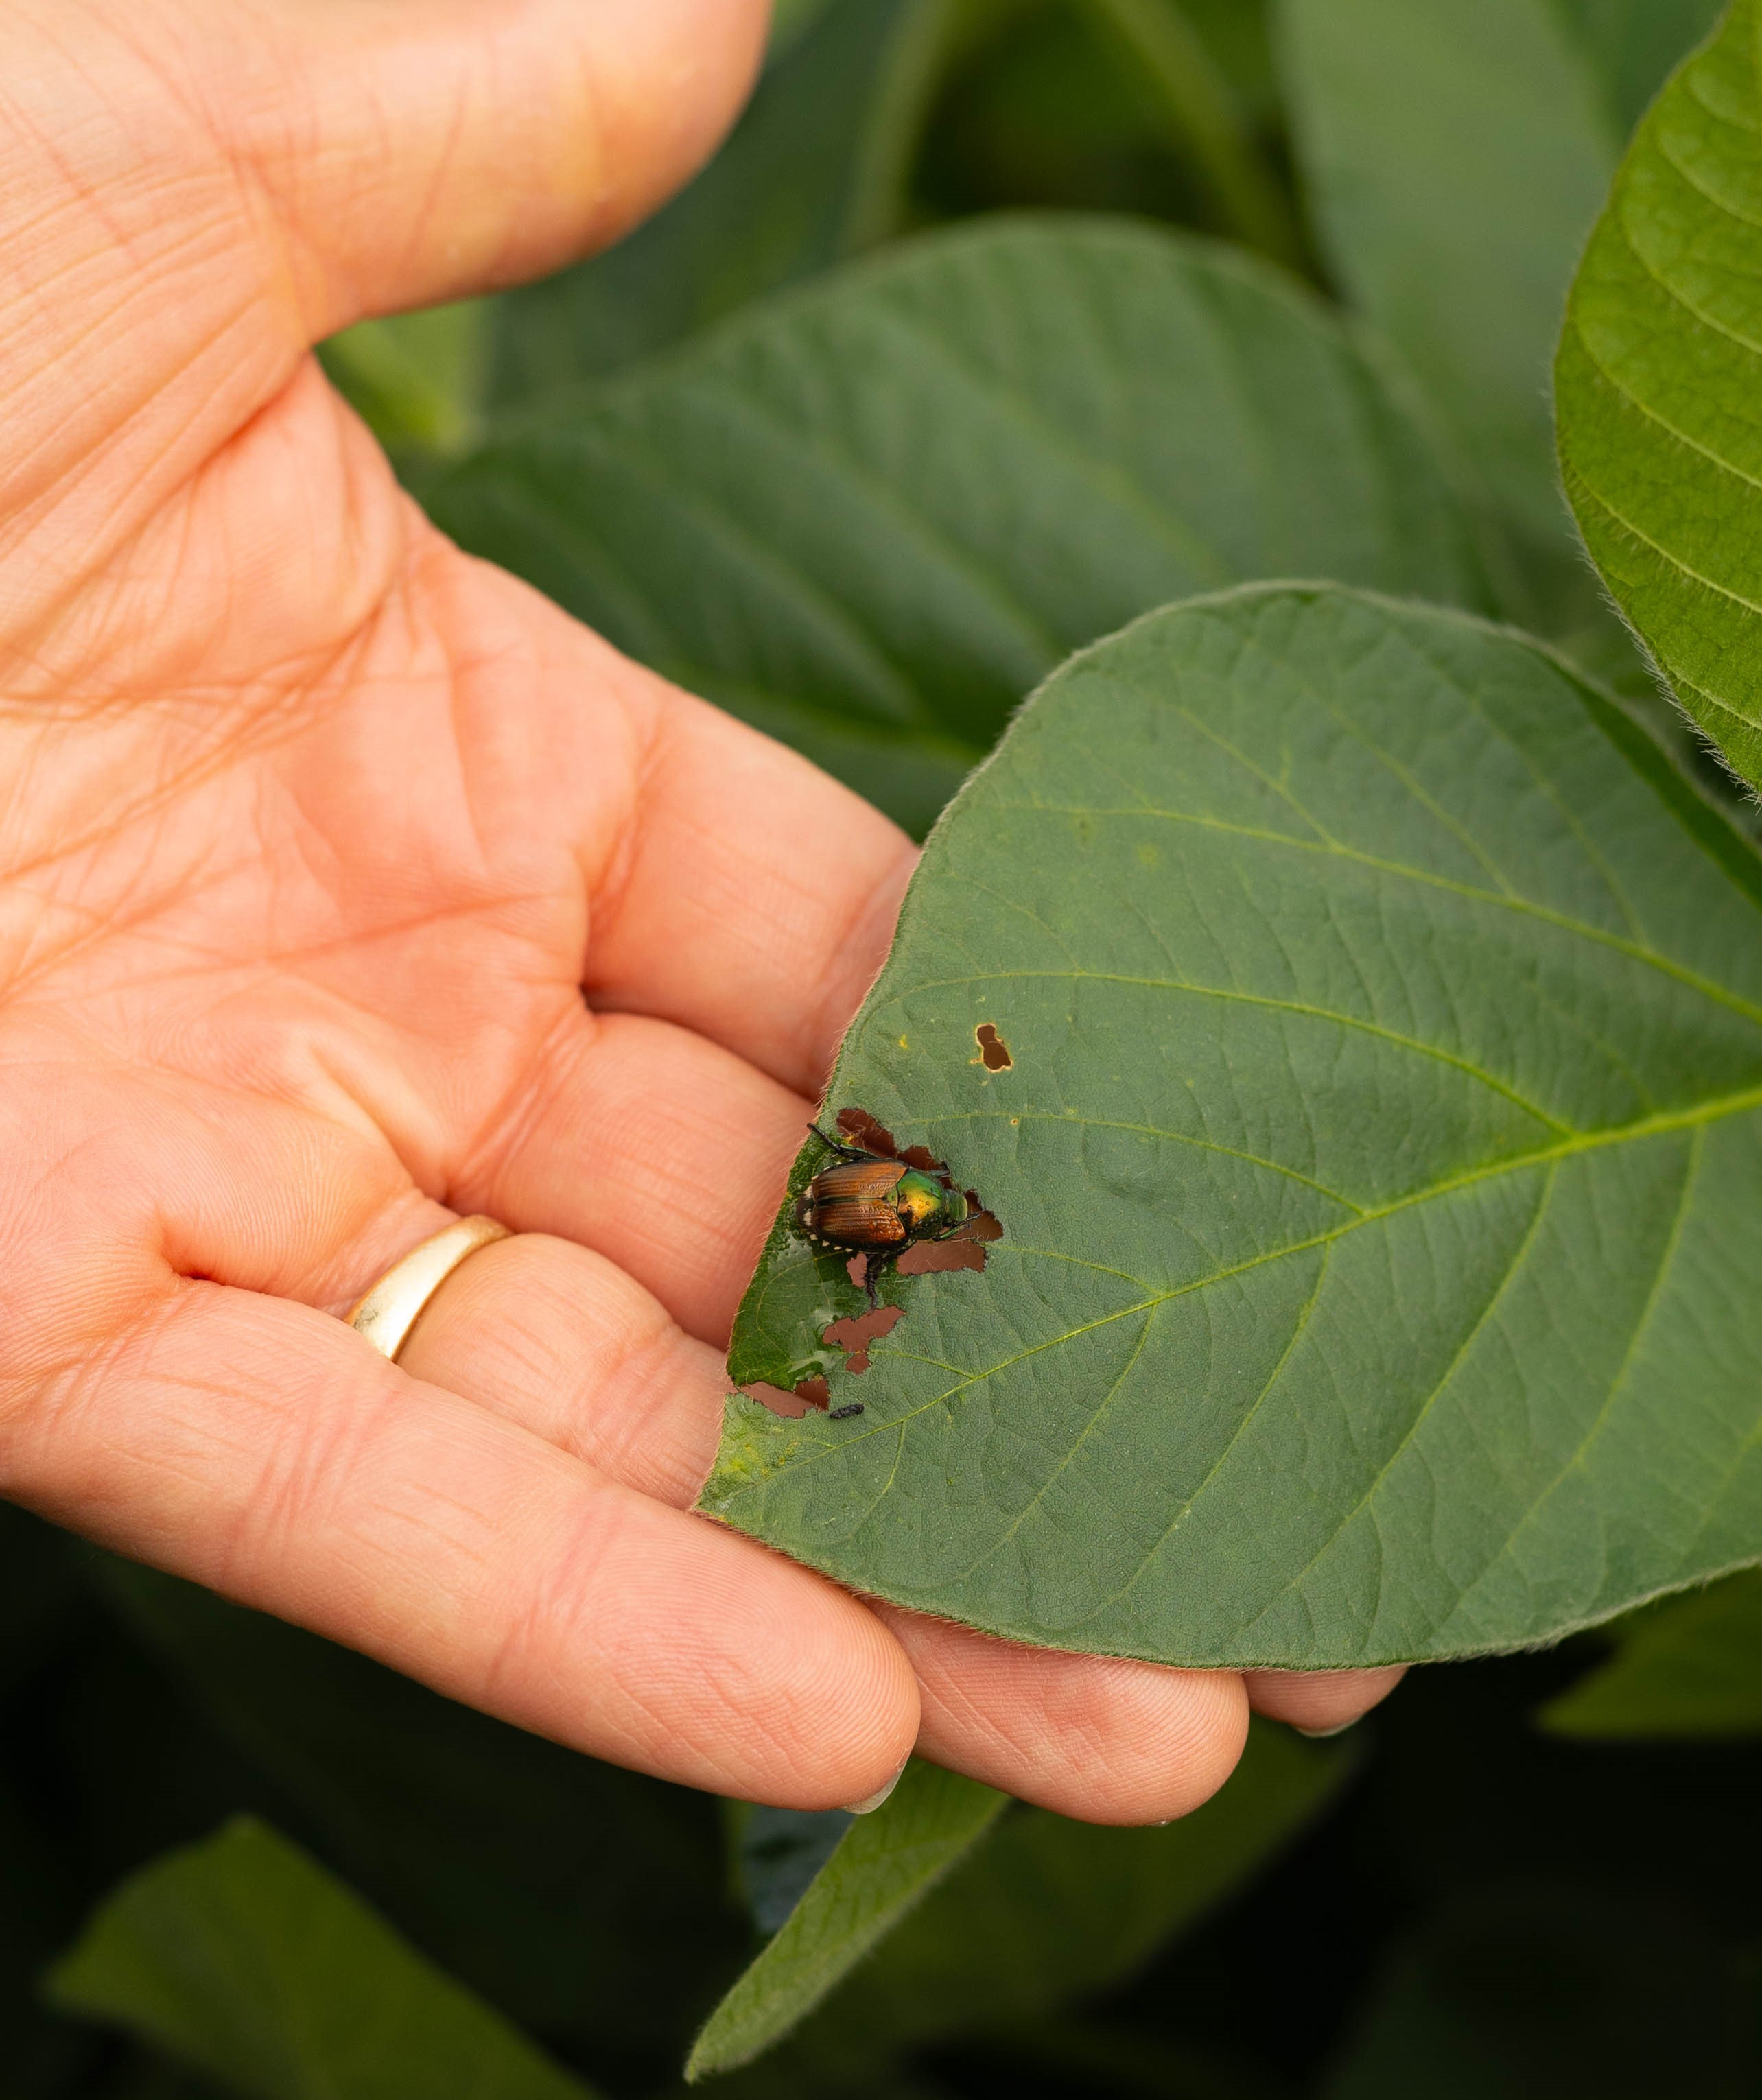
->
344, 1216, 512, 1362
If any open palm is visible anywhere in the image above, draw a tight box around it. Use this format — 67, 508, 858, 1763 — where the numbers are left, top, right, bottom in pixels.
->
0, 0, 1396, 1817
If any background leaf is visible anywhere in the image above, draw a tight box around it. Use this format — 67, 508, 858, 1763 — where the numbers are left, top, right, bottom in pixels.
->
87, 1559, 733, 2056
685, 1762, 1005, 2079
770, 0, 840, 55
736, 1808, 856, 1935
1074, 0, 1305, 267
318, 302, 491, 472
1548, 0, 1725, 134
46, 1819, 596, 2100
914, 0, 1293, 252
1538, 1567, 1762, 1738
1278, 0, 1616, 589
1279, 0, 1717, 676
791, 1721, 1353, 2065
708, 584, 1762, 1668
432, 217, 1487, 835
1557, 0, 1762, 792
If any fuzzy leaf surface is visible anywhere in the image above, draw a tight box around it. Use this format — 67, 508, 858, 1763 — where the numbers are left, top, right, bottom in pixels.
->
795, 1720, 1352, 2063
707, 585, 1762, 1668
685, 1760, 1003, 2078
432, 218, 1485, 835
1558, 0, 1762, 792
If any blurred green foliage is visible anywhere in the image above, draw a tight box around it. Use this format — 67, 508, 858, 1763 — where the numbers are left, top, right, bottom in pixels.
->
14, 3, 1762, 2097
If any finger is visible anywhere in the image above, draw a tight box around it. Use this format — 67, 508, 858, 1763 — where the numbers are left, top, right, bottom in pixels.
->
394, 1231, 728, 1508
563, 637, 919, 1096
453, 1002, 810, 1347
875, 1605, 1250, 1826
1244, 1667, 1408, 1736
0, 1276, 918, 1808
226, 0, 772, 338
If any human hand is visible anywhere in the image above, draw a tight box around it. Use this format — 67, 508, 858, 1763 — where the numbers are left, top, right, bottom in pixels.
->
0, 0, 1400, 1820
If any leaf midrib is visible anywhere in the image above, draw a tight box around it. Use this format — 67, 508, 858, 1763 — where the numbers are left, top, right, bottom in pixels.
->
745, 1081, 1762, 1480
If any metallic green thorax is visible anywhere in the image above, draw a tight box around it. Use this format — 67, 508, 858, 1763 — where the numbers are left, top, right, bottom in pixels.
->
893, 1168, 968, 1238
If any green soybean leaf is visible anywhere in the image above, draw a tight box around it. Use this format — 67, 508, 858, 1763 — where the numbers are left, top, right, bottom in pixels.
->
86, 1559, 729, 2052
685, 1761, 1005, 2079
1557, 0, 1762, 794
318, 301, 491, 470
486, 0, 955, 401
432, 218, 1487, 835
707, 584, 1762, 1668
770, 0, 838, 55
736, 1808, 856, 1934
46, 1819, 596, 2100
1538, 1568, 1762, 1738
797, 1721, 1352, 2062
1278, 0, 1619, 633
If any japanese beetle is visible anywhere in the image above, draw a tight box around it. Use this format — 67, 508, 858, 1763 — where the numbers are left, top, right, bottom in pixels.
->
795, 1122, 972, 1306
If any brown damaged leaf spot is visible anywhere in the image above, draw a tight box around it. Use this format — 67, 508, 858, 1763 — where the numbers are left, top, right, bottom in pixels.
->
898, 1238, 985, 1276
834, 1107, 900, 1157
821, 1304, 905, 1373
974, 1022, 1012, 1071
742, 1376, 830, 1419
898, 1198, 1003, 1273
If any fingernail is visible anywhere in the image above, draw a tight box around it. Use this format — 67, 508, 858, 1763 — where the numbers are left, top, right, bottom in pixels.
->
1294, 1719, 1359, 1740
841, 1765, 906, 1815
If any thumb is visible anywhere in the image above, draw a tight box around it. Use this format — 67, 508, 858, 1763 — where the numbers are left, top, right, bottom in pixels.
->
206, 0, 771, 338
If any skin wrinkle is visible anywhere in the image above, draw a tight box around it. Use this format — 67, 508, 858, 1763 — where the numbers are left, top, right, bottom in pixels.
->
471, 1473, 629, 1706
447, 998, 593, 1214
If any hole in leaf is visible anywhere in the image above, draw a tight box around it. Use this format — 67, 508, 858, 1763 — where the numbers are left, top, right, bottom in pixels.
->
974, 1022, 1012, 1070
742, 1376, 830, 1419
822, 1304, 905, 1374
834, 1107, 900, 1157
900, 1201, 1005, 1274
898, 1238, 985, 1276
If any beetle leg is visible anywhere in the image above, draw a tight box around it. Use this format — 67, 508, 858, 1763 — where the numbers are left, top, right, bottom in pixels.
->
808, 1121, 869, 1162
860, 1250, 895, 1308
